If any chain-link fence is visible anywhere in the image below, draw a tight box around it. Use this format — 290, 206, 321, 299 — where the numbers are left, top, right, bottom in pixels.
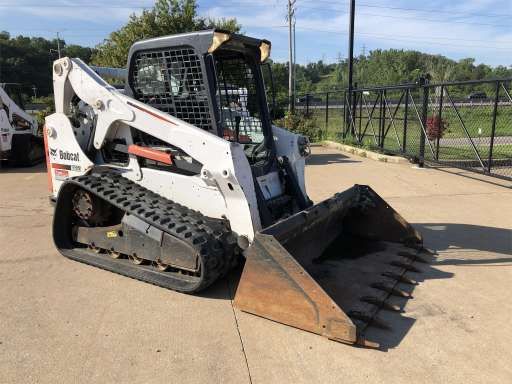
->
294, 78, 512, 181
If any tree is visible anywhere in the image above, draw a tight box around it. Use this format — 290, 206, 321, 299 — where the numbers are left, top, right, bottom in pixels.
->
91, 0, 240, 67
0, 32, 92, 97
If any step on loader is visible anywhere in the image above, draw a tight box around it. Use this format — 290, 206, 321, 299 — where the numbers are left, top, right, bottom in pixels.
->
0, 83, 44, 165
45, 30, 426, 347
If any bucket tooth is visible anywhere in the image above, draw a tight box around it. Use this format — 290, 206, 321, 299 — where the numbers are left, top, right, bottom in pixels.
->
371, 282, 411, 298
349, 311, 391, 330
371, 317, 392, 330
415, 255, 428, 264
397, 251, 428, 264
356, 336, 380, 349
348, 311, 372, 325
390, 261, 421, 273
382, 271, 418, 285
360, 296, 401, 312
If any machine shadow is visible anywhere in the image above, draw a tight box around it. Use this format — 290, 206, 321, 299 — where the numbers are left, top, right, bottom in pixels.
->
360, 221, 512, 350
427, 165, 512, 190
363, 254, 452, 351
415, 223, 512, 257
197, 263, 244, 300
0, 161, 46, 174
201, 248, 452, 351
306, 151, 360, 166
198, 222, 511, 351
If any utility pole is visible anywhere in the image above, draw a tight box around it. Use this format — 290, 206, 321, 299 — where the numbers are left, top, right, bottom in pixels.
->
293, 18, 296, 106
347, 0, 356, 128
288, 0, 296, 112
56, 32, 62, 59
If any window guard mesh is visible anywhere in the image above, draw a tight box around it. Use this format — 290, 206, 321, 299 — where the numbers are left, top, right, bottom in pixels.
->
215, 53, 265, 144
130, 46, 213, 132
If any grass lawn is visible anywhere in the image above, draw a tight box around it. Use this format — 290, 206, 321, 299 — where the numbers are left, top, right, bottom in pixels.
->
306, 103, 512, 141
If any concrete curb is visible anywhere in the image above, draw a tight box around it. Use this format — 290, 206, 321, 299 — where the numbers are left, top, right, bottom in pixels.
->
321, 140, 410, 164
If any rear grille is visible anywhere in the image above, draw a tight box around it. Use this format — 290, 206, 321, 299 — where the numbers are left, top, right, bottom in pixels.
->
130, 46, 213, 132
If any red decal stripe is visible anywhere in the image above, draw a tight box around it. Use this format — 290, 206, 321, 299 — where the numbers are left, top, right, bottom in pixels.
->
43, 125, 53, 192
128, 144, 173, 165
127, 101, 177, 125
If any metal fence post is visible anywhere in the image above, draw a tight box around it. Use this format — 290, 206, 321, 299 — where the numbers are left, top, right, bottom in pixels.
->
352, 83, 358, 138
383, 89, 388, 148
488, 81, 500, 173
403, 88, 409, 153
379, 90, 385, 148
342, 91, 347, 138
436, 85, 444, 161
419, 82, 429, 168
325, 92, 329, 139
306, 94, 310, 116
358, 91, 363, 141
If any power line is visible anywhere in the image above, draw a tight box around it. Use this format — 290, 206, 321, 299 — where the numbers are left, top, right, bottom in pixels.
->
268, 25, 512, 51
296, 0, 512, 19
355, 11, 511, 28
4, 1, 511, 28
292, 6, 511, 28
6, 0, 512, 20
304, 28, 512, 51
4, 25, 511, 50
6, 23, 512, 46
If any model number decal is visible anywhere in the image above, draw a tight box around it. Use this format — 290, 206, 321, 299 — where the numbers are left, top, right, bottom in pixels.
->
54, 168, 69, 181
51, 163, 81, 172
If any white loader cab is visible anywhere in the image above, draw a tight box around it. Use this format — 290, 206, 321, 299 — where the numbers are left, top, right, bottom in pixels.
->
0, 83, 43, 165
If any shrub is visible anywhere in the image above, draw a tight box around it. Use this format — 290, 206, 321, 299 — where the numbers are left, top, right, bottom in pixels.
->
426, 115, 448, 140
275, 111, 322, 142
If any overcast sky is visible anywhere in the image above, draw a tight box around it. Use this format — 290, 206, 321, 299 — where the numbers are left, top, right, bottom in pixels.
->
0, 0, 511, 66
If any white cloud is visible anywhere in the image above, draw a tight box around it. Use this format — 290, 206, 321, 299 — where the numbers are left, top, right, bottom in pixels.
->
0, 0, 151, 23
203, 0, 512, 65
1, 0, 510, 65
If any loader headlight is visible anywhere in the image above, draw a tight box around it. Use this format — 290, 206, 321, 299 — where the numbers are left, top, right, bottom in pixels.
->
259, 41, 271, 62
298, 135, 311, 157
208, 31, 231, 53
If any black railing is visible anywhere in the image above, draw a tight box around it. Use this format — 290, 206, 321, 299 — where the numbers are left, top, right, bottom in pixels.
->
294, 78, 512, 181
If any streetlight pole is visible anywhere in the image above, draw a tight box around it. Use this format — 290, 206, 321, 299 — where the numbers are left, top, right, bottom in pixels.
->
288, 0, 295, 113
293, 18, 296, 108
56, 32, 62, 59
347, 0, 355, 130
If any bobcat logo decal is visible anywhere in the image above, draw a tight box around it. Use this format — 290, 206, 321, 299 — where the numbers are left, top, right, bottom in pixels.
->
49, 148, 57, 158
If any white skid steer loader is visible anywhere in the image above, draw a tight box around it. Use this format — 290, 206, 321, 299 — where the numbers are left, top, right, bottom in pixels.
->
0, 83, 44, 165
45, 30, 426, 347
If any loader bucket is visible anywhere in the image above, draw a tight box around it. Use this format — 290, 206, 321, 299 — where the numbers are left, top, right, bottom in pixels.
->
234, 185, 423, 347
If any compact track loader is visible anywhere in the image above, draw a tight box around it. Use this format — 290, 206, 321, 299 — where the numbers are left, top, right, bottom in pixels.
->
45, 30, 426, 347
0, 83, 44, 165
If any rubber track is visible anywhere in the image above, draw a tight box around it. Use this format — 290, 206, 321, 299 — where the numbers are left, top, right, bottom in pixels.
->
58, 171, 236, 292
